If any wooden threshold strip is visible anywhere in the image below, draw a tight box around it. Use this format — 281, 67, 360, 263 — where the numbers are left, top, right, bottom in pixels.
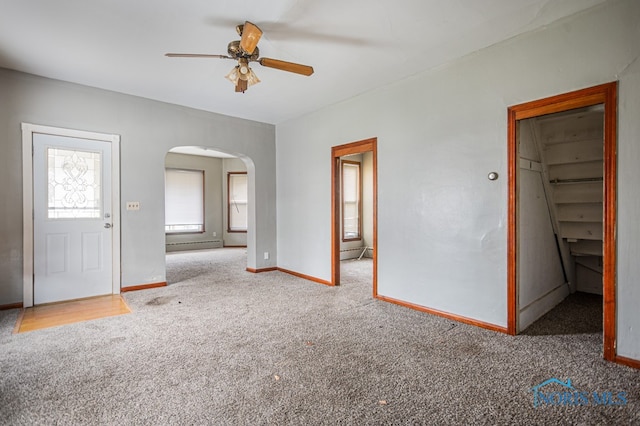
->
0, 302, 23, 311
14, 294, 131, 333
121, 281, 167, 292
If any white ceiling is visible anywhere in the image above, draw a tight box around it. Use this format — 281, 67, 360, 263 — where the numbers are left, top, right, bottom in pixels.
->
0, 0, 606, 124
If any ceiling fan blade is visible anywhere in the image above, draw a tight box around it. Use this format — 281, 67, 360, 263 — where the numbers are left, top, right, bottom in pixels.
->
258, 58, 314, 76
165, 53, 231, 59
240, 21, 262, 54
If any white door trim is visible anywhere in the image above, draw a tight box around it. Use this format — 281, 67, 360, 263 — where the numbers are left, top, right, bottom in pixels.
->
22, 123, 121, 308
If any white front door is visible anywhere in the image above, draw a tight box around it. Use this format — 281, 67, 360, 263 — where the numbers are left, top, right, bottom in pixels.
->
32, 133, 113, 304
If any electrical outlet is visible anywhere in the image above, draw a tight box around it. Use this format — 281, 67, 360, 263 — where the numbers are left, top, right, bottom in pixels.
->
212, 231, 217, 237
264, 252, 269, 260
126, 201, 140, 211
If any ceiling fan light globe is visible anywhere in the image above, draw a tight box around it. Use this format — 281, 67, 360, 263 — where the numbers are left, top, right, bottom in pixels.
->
247, 68, 260, 86
225, 67, 240, 85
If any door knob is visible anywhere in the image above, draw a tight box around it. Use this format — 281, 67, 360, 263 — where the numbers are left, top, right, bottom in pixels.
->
104, 223, 112, 229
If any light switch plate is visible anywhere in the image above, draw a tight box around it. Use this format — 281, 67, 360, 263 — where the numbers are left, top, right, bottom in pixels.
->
126, 201, 140, 211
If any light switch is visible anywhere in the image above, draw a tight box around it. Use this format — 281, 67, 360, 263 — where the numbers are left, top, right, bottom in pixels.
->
126, 201, 140, 211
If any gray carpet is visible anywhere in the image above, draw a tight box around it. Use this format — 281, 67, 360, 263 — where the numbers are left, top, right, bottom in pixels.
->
1, 248, 638, 425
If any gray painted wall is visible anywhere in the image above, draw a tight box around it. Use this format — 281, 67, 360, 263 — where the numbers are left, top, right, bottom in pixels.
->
276, 0, 640, 359
0, 68, 276, 303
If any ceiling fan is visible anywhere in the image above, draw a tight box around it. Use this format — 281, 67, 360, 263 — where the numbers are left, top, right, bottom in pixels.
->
165, 21, 314, 93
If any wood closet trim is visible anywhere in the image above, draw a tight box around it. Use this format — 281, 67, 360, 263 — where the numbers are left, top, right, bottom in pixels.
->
507, 82, 618, 363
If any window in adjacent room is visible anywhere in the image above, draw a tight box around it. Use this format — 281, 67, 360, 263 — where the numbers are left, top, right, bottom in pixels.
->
228, 172, 248, 232
165, 168, 204, 233
341, 160, 361, 241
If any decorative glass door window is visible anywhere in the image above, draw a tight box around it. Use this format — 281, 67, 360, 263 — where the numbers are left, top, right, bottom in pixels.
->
47, 147, 102, 219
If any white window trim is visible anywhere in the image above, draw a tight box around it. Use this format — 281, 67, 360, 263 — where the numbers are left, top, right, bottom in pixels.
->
341, 160, 362, 241
228, 172, 248, 232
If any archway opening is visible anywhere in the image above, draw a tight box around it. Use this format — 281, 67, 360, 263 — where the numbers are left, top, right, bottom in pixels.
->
163, 146, 255, 284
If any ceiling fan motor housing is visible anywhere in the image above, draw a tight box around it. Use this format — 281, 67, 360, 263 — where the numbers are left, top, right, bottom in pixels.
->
228, 41, 259, 61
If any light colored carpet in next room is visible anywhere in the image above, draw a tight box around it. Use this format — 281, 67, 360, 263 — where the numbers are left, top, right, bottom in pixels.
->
0, 247, 638, 425
14, 294, 131, 333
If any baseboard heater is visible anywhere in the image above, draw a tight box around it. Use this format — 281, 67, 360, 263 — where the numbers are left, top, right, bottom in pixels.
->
340, 246, 374, 260
166, 240, 223, 252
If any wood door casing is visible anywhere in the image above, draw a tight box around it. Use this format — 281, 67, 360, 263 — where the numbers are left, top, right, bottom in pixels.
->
331, 138, 377, 296
507, 82, 617, 362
